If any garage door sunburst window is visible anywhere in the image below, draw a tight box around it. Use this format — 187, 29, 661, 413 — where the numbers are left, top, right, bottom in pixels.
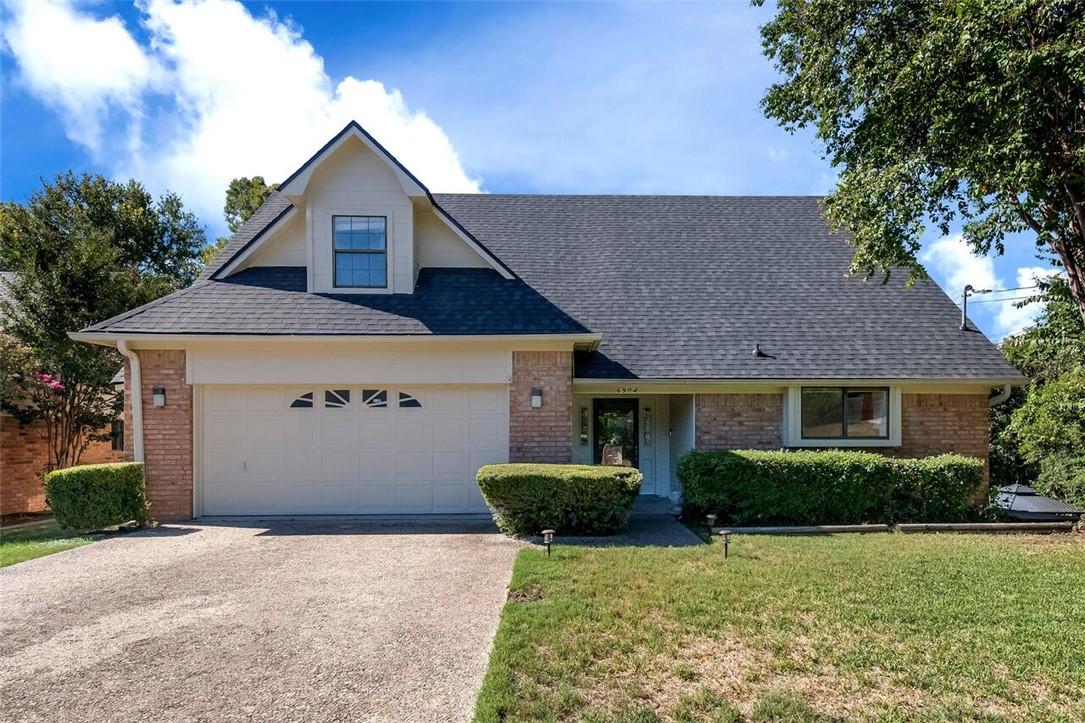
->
362, 389, 388, 408
289, 392, 314, 409
325, 389, 351, 409
398, 392, 422, 409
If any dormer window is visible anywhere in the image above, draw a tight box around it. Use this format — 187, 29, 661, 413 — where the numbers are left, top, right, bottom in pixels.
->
333, 215, 387, 288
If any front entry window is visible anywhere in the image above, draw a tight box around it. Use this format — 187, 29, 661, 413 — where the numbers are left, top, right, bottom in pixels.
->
593, 399, 639, 468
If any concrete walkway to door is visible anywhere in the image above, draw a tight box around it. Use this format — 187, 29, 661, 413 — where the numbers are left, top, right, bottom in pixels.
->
0, 518, 524, 722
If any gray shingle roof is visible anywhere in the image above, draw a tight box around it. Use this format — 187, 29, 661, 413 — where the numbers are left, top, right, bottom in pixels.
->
433, 194, 1019, 381
87, 193, 1020, 382
86, 267, 587, 336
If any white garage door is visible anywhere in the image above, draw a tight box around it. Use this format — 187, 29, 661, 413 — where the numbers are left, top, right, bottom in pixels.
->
200, 385, 508, 515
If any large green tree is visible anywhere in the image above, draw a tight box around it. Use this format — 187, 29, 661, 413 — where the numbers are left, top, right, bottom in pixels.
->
0, 172, 205, 469
758, 0, 1085, 324
998, 279, 1085, 504
200, 176, 278, 266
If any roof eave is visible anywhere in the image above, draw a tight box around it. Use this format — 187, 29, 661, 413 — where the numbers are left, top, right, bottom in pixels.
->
70, 331, 603, 349
572, 375, 1026, 387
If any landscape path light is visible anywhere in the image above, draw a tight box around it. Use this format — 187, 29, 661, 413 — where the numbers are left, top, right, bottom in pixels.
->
718, 529, 732, 559
542, 529, 555, 557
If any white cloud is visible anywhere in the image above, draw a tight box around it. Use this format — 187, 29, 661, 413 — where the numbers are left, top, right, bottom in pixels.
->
920, 234, 999, 295
767, 145, 788, 164
1, 0, 158, 152
2, 0, 480, 230
921, 234, 1060, 338
995, 266, 1061, 337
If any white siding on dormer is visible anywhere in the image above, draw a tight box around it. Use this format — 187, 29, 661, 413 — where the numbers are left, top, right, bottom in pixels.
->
415, 209, 489, 269
240, 212, 307, 269
306, 136, 415, 294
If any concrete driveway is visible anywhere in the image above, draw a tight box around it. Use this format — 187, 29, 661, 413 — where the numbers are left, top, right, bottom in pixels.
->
0, 519, 524, 722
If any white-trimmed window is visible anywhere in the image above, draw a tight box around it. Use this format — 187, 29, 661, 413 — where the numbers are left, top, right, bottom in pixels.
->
333, 215, 387, 288
784, 386, 901, 447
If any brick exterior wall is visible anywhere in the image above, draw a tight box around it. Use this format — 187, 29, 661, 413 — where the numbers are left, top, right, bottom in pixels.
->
1, 416, 123, 516
872, 393, 990, 479
509, 351, 573, 463
695, 393, 784, 450
693, 391, 990, 479
125, 350, 194, 520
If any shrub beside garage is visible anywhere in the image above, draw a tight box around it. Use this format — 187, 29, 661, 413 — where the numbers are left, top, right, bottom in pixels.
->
477, 463, 643, 536
679, 449, 984, 526
44, 462, 149, 530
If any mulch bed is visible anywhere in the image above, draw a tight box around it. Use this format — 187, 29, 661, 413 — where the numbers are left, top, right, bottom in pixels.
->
1, 511, 54, 529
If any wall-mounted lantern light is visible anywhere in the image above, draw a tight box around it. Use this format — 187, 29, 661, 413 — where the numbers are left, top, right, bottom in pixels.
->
152, 385, 166, 407
530, 387, 543, 409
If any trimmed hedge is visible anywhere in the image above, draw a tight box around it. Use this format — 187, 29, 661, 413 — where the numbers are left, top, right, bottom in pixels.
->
679, 450, 984, 525
477, 463, 643, 536
44, 462, 149, 531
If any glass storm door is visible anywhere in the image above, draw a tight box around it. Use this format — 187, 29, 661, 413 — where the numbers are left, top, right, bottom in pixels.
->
593, 399, 639, 468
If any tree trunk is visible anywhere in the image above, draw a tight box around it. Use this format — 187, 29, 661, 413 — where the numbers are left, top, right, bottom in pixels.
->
1052, 234, 1085, 326
1057, 184, 1085, 326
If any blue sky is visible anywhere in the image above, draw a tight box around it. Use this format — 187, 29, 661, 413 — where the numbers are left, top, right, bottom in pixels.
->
0, 0, 1056, 340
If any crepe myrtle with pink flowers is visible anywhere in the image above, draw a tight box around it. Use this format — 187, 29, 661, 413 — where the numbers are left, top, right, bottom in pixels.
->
0, 329, 93, 468
0, 173, 204, 472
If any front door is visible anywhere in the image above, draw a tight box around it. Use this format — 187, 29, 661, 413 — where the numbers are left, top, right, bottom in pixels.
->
593, 398, 639, 468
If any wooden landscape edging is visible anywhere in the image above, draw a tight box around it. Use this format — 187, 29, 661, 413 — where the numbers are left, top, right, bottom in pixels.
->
709, 522, 1077, 535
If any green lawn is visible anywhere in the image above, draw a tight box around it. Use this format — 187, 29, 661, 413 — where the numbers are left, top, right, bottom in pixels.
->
0, 521, 95, 567
475, 533, 1085, 723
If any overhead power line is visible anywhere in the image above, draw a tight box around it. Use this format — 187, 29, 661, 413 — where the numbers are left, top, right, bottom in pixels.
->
967, 294, 1043, 304
981, 284, 1042, 294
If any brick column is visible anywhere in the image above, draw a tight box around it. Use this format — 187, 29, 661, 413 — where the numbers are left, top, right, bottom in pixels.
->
129, 350, 193, 520
509, 351, 573, 463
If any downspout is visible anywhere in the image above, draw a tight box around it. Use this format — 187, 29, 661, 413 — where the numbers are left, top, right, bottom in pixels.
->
988, 384, 1012, 407
116, 340, 144, 463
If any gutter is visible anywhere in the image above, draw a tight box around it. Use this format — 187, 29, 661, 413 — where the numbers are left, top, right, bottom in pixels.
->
70, 331, 603, 348
988, 383, 1012, 407
116, 340, 144, 463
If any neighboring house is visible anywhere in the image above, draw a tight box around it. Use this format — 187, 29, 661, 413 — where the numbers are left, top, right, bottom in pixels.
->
0, 273, 124, 516
72, 122, 1022, 520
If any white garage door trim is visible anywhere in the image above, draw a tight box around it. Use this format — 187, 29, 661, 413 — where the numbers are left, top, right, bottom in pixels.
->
195, 384, 508, 516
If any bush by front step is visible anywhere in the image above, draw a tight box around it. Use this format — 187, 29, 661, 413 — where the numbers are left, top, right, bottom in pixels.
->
477, 463, 643, 536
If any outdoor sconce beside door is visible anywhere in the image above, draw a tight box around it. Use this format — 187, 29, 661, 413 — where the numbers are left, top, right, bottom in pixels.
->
530, 387, 543, 408
152, 385, 166, 407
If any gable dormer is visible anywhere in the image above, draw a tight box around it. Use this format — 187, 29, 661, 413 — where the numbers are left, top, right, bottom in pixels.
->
216, 122, 510, 294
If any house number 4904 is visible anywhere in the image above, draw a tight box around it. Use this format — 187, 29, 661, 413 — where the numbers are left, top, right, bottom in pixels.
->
616, 386, 638, 394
